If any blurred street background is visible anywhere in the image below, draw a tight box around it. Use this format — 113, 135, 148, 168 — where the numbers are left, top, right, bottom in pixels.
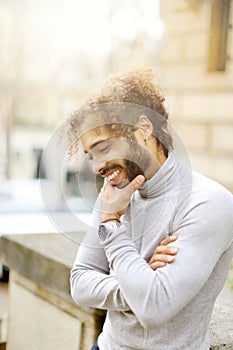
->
0, 0, 165, 240
0, 0, 233, 195
0, 0, 163, 182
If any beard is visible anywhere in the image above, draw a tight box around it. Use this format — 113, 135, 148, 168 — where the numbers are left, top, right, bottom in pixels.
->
124, 141, 151, 182
97, 138, 152, 188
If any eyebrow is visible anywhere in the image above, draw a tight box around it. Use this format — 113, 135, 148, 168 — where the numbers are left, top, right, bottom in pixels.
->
84, 139, 108, 154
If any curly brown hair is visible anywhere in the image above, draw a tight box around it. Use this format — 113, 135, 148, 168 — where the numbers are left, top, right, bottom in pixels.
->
66, 68, 173, 160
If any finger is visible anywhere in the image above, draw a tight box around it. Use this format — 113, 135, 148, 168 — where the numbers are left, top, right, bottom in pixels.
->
155, 246, 178, 255
149, 261, 167, 270
130, 175, 145, 192
100, 180, 109, 192
101, 181, 118, 200
148, 254, 175, 264
160, 235, 178, 246
149, 253, 176, 264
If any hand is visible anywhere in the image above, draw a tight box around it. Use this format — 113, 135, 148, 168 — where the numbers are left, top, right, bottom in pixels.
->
100, 175, 145, 223
148, 235, 178, 270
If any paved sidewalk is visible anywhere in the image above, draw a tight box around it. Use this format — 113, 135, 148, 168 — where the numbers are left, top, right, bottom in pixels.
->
210, 285, 233, 349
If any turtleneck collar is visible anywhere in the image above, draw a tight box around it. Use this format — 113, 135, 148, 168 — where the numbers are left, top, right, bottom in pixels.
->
138, 152, 190, 199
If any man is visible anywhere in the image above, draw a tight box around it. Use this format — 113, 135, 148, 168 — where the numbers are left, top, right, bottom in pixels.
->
69, 68, 233, 350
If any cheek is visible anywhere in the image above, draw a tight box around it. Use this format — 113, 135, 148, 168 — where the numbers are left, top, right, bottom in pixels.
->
106, 147, 128, 162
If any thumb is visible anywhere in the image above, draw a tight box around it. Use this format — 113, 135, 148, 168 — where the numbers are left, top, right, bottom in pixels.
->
130, 175, 145, 192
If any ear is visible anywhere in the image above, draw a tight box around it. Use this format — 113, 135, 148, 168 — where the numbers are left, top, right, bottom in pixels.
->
136, 115, 153, 137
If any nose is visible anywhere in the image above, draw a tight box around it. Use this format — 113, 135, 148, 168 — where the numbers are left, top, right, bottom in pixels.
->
92, 158, 106, 175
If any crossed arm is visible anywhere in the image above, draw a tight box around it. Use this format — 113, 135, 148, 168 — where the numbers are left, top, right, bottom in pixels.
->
70, 230, 178, 312
71, 176, 233, 328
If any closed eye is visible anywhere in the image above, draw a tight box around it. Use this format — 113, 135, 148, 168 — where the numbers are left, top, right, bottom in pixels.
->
84, 139, 112, 160
99, 145, 110, 154
95, 140, 112, 154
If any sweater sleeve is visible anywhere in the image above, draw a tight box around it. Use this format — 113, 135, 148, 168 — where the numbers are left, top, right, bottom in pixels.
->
70, 220, 130, 312
101, 190, 233, 329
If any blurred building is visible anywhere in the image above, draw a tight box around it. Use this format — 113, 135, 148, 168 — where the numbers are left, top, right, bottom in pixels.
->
159, 0, 233, 192
0, 0, 232, 193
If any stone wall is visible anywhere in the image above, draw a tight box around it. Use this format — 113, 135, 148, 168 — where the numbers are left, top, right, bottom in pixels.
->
0, 233, 105, 350
159, 0, 233, 192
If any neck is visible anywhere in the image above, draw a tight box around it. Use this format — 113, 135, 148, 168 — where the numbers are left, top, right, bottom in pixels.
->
145, 145, 167, 180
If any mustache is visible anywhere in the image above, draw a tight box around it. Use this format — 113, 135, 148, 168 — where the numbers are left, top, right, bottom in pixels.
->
100, 164, 123, 176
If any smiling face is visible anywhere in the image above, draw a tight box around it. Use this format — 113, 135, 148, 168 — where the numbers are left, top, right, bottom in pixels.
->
81, 126, 152, 188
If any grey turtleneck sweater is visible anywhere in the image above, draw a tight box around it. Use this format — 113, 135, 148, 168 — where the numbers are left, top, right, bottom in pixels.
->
70, 152, 233, 350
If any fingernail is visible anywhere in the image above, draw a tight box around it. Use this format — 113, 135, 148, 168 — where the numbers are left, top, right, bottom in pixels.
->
136, 175, 145, 184
171, 248, 178, 253
168, 256, 174, 262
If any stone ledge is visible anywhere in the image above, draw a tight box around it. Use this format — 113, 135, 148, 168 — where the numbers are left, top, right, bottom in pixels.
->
0, 233, 84, 303
0, 233, 106, 350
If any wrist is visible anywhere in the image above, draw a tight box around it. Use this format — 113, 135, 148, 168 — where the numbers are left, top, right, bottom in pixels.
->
101, 215, 121, 224
102, 217, 121, 224
98, 220, 122, 241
